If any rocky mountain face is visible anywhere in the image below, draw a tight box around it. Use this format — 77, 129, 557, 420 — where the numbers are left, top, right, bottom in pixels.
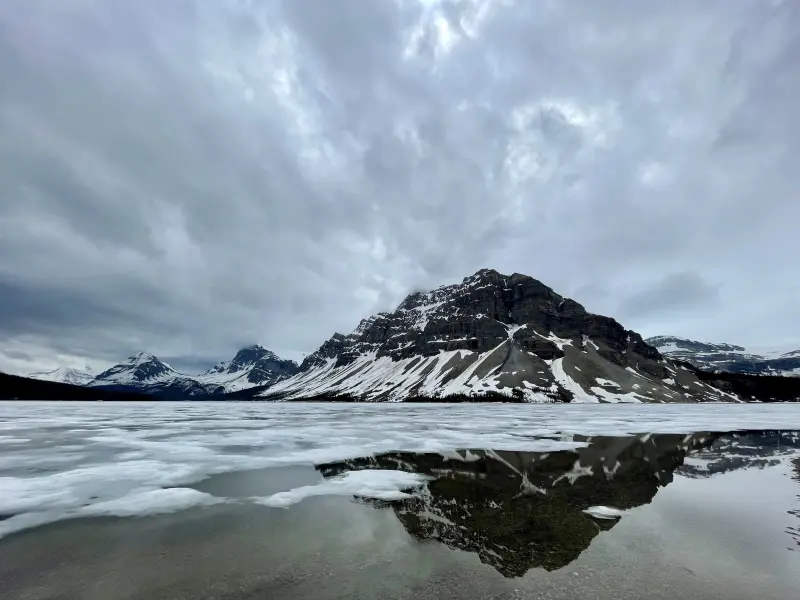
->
647, 335, 800, 377
264, 269, 738, 403
197, 345, 299, 392
26, 366, 96, 386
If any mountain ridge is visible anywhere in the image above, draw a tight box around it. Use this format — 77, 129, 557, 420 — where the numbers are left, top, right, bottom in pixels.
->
84, 345, 299, 398
647, 335, 800, 377
17, 270, 800, 402
27, 366, 96, 386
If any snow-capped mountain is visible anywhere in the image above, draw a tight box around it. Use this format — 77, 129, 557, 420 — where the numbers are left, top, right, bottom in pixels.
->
85, 347, 298, 398
647, 335, 800, 377
92, 352, 174, 385
90, 352, 217, 398
196, 345, 299, 393
262, 269, 738, 403
27, 366, 96, 386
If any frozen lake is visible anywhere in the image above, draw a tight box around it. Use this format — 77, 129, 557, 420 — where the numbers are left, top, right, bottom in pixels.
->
1, 401, 799, 599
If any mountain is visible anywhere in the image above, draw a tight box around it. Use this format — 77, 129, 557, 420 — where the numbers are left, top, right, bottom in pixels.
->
89, 352, 216, 398
676, 364, 800, 403
27, 366, 96, 386
647, 335, 800, 376
0, 372, 152, 401
196, 345, 299, 393
262, 269, 739, 403
84, 347, 298, 398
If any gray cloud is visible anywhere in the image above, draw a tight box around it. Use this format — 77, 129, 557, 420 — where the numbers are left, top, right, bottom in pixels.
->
618, 272, 721, 319
1, 0, 799, 374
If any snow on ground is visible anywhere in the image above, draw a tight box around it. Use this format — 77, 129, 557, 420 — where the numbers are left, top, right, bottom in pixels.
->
1, 401, 799, 538
547, 358, 598, 403
264, 346, 525, 402
195, 368, 261, 393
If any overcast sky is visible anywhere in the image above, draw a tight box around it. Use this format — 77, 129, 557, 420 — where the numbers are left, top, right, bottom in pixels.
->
1, 0, 798, 375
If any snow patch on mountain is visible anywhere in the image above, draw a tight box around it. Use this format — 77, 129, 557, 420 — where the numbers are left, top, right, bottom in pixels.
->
27, 366, 96, 386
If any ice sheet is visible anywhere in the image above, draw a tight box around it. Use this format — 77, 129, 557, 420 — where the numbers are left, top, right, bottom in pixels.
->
255, 470, 433, 507
1, 401, 800, 538
583, 505, 627, 519
83, 487, 221, 517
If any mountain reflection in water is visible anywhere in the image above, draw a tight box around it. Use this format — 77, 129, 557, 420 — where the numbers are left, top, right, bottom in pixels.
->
317, 431, 800, 578
789, 455, 800, 550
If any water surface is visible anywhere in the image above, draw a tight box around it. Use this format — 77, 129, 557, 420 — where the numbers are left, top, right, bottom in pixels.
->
1, 402, 799, 599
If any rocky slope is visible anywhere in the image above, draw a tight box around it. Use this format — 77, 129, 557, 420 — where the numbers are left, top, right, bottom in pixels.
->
647, 335, 800, 376
26, 366, 96, 386
262, 269, 738, 403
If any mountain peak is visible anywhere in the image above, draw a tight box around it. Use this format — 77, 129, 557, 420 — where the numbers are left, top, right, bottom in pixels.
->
242, 344, 267, 352
127, 351, 161, 363
93, 352, 177, 386
196, 345, 300, 392
231, 345, 277, 364
462, 267, 505, 284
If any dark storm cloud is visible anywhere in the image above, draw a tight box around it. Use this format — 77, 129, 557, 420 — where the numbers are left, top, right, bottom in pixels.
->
0, 0, 798, 374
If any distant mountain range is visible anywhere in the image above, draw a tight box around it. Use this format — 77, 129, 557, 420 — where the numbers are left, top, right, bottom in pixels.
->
11, 269, 800, 402
26, 346, 300, 399
1, 372, 151, 402
27, 366, 96, 386
646, 336, 800, 377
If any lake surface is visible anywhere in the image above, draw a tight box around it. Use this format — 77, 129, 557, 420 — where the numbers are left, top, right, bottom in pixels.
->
1, 402, 799, 599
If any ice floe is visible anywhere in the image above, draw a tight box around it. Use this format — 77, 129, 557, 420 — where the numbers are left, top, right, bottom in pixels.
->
254, 470, 434, 508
